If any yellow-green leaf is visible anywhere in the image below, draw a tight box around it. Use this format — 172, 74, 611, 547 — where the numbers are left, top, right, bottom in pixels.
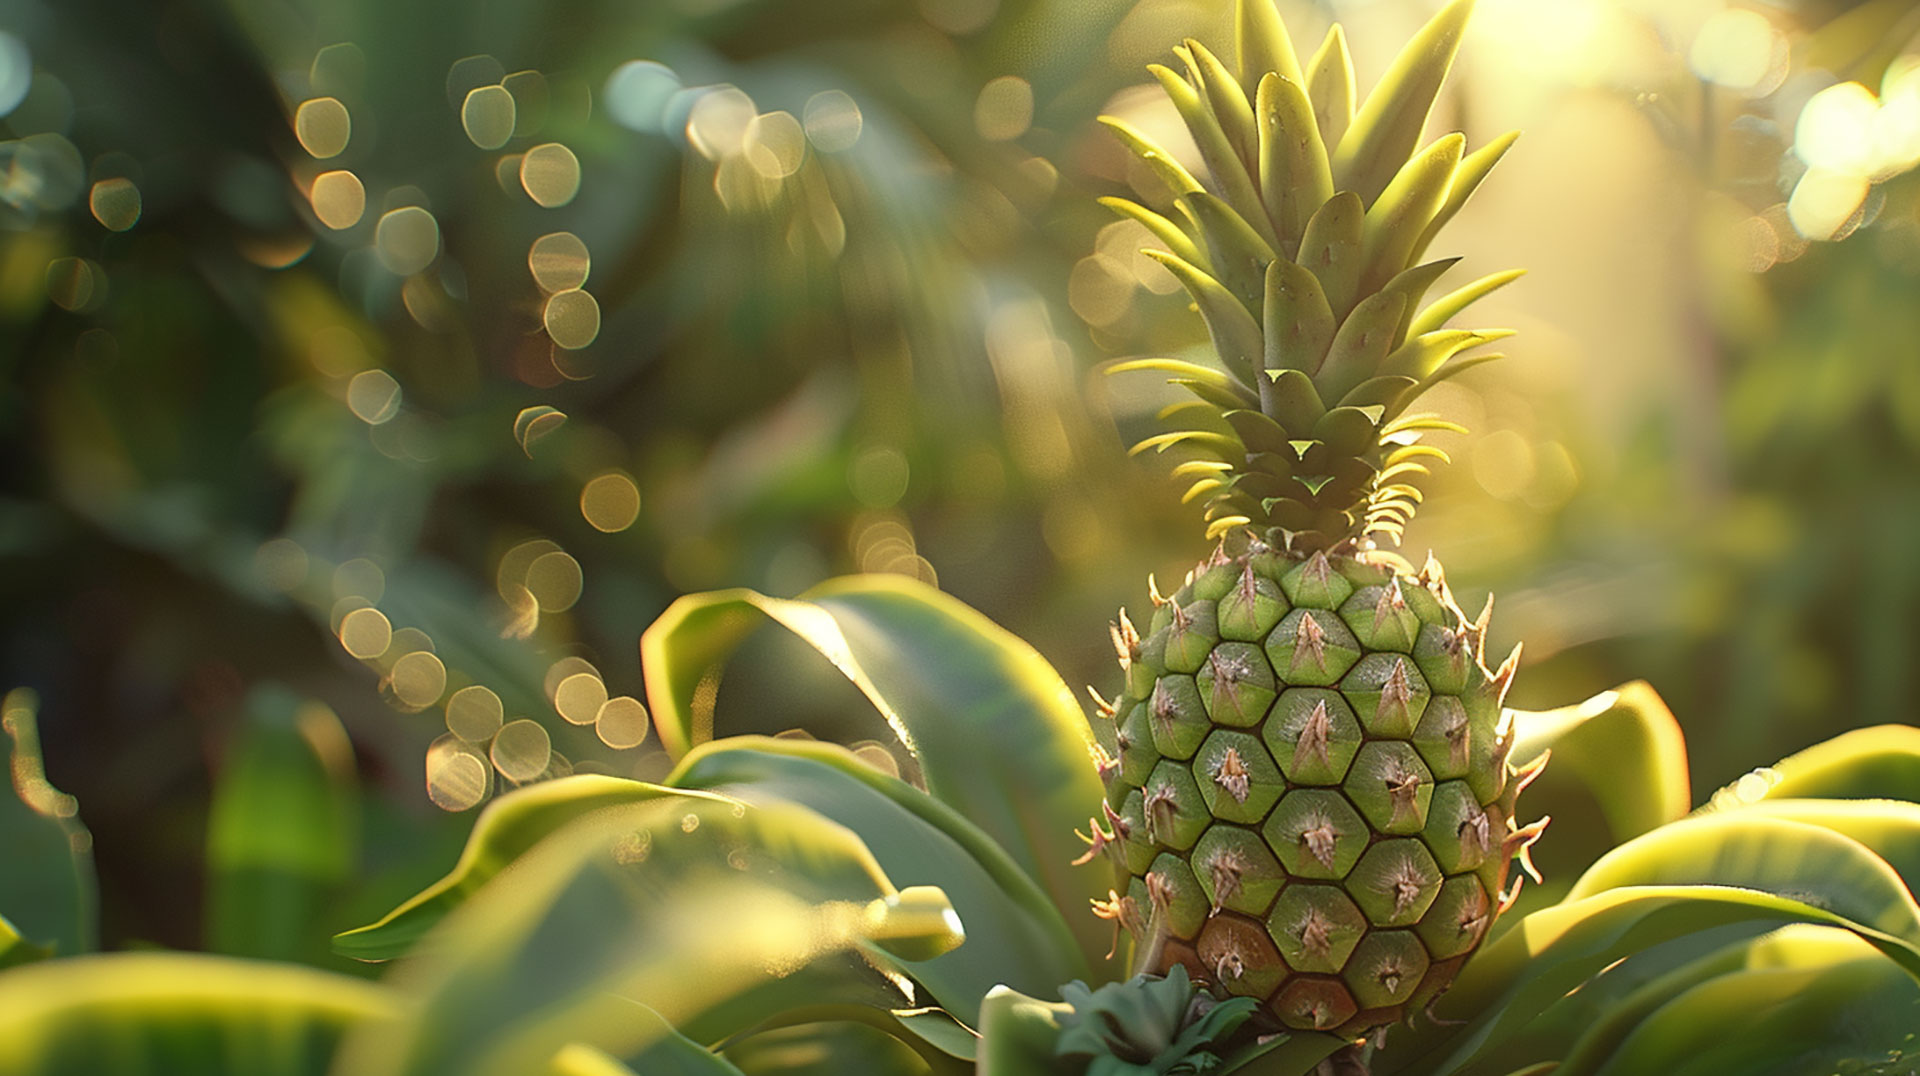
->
207, 684, 357, 964
333, 775, 698, 960
1509, 681, 1691, 845
668, 739, 1089, 1021
336, 798, 961, 1076
640, 575, 1114, 974
0, 952, 392, 1076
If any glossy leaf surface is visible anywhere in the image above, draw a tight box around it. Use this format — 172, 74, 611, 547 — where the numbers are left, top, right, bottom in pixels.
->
642, 575, 1112, 971
669, 738, 1088, 1020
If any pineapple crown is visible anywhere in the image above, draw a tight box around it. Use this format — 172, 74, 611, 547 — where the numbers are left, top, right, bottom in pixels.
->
1104, 0, 1521, 554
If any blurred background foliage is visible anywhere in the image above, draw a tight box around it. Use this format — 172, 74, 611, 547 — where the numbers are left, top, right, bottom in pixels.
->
2, 0, 1918, 964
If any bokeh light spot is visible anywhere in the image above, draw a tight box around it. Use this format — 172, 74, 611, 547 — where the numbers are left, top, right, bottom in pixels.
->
543, 656, 599, 700
294, 97, 352, 159
554, 671, 607, 725
390, 650, 448, 710
0, 32, 31, 118
426, 736, 490, 812
332, 557, 386, 602
44, 257, 103, 312
1689, 9, 1782, 95
1795, 81, 1878, 177
528, 231, 589, 292
542, 288, 600, 349
605, 60, 681, 133
338, 606, 392, 659
1788, 168, 1869, 241
595, 696, 649, 749
745, 110, 806, 179
525, 550, 583, 612
375, 206, 440, 275
445, 55, 505, 110
446, 685, 505, 743
580, 471, 641, 532
462, 84, 517, 150
310, 170, 366, 230
687, 87, 756, 159
974, 76, 1033, 142
803, 90, 862, 153
490, 718, 552, 782
346, 368, 402, 424
513, 405, 568, 455
519, 143, 581, 207
88, 178, 140, 231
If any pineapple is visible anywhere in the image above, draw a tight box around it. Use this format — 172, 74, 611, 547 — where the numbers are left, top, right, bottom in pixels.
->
1076, 0, 1548, 1039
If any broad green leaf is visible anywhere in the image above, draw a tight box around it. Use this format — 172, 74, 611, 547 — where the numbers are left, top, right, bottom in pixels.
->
890, 1007, 980, 1061
1565, 814, 1920, 962
1723, 798, 1920, 895
337, 796, 963, 1076
1223, 1031, 1349, 1075
1702, 724, 1920, 808
974, 985, 1070, 1076
0, 689, 95, 956
0, 952, 393, 1076
333, 775, 702, 960
207, 684, 357, 963
1394, 886, 1920, 1076
1544, 931, 1757, 1076
668, 739, 1089, 1021
641, 575, 1114, 974
1509, 682, 1690, 845
1585, 927, 1919, 1076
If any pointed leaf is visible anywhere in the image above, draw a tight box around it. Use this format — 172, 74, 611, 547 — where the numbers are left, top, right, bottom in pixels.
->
1331, 0, 1474, 207
1295, 191, 1363, 318
641, 575, 1114, 972
1256, 73, 1333, 249
1184, 191, 1276, 313
1235, 0, 1305, 91
1411, 130, 1520, 263
1310, 406, 1380, 458
1410, 268, 1525, 338
1155, 62, 1269, 238
1098, 196, 1205, 269
334, 775, 693, 960
1142, 249, 1263, 389
1306, 25, 1355, 153
1376, 256, 1461, 344
667, 740, 1090, 1021
0, 952, 392, 1076
1105, 357, 1259, 409
1098, 117, 1204, 199
1266, 368, 1327, 434
1317, 290, 1407, 403
1378, 328, 1513, 379
1261, 257, 1335, 382
1187, 39, 1260, 178
1361, 134, 1463, 294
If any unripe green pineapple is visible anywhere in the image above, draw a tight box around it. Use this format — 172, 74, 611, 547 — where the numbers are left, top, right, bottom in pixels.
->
1076, 0, 1547, 1040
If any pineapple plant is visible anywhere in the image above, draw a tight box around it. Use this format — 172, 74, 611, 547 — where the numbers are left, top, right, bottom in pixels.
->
1076, 0, 1546, 1037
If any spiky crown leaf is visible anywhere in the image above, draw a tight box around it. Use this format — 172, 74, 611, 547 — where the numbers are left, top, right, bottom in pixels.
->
1105, 0, 1520, 553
